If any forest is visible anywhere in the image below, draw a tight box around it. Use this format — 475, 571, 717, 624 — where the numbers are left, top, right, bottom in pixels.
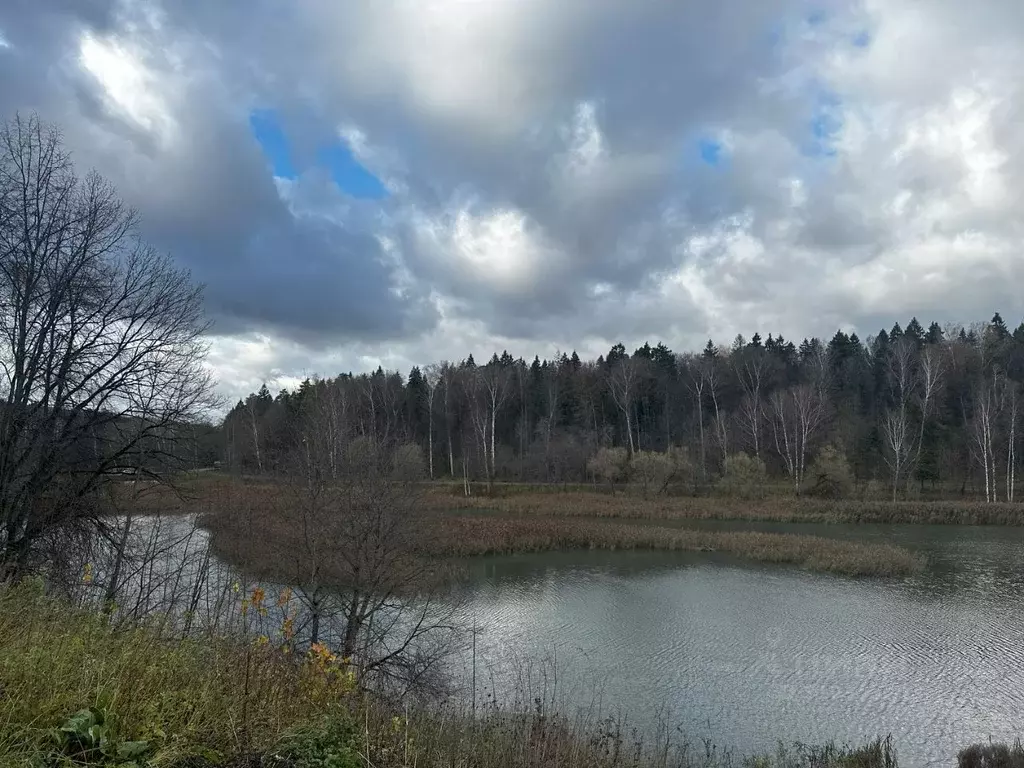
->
223, 313, 1024, 501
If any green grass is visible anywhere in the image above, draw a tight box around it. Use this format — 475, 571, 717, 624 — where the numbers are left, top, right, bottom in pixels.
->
0, 581, 350, 766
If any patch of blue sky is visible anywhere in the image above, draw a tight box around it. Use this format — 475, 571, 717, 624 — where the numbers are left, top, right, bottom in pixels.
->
318, 141, 389, 200
852, 30, 871, 48
806, 9, 827, 26
250, 108, 388, 199
698, 137, 725, 167
249, 109, 296, 179
802, 89, 842, 158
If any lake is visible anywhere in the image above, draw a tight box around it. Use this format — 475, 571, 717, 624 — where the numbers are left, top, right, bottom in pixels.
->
94, 516, 1024, 766
449, 523, 1024, 767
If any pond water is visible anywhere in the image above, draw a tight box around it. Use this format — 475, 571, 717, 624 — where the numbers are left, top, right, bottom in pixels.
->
449, 523, 1024, 767
93, 516, 1024, 765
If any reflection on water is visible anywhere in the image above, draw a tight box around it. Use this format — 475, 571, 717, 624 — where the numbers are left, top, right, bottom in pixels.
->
451, 525, 1024, 767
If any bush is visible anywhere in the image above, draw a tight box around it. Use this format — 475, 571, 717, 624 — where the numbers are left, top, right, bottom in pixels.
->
958, 742, 1024, 768
718, 453, 767, 500
264, 717, 361, 768
587, 447, 629, 490
667, 446, 695, 491
804, 445, 855, 499
628, 451, 675, 497
391, 442, 426, 481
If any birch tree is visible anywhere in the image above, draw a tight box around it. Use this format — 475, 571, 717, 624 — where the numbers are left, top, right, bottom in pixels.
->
681, 355, 707, 482
480, 361, 510, 485
881, 338, 917, 500
769, 384, 827, 493
912, 344, 945, 487
970, 375, 999, 503
608, 357, 639, 456
735, 348, 768, 458
423, 364, 441, 480
439, 361, 457, 477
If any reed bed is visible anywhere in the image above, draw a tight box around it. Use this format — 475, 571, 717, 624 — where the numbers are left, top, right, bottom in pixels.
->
428, 517, 924, 577
428, 491, 1024, 527
199, 485, 925, 579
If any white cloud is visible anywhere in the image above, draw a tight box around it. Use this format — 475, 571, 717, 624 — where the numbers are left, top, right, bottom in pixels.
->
328, 0, 574, 139
413, 205, 560, 295
10, 0, 1024, 399
78, 29, 178, 143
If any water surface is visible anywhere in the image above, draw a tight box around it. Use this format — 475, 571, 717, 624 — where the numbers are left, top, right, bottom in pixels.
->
451, 524, 1024, 767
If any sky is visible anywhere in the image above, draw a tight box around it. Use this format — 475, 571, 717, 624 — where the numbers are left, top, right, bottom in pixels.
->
1, 0, 1023, 403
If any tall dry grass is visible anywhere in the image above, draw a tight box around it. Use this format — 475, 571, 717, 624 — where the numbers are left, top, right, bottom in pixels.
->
428, 517, 924, 577
199, 482, 924, 579
428, 490, 1024, 526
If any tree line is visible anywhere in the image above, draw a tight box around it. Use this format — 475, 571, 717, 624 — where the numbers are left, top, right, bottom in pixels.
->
223, 314, 1024, 501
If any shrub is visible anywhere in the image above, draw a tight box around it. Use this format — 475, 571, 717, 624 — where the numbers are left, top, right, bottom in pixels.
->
958, 741, 1024, 768
718, 453, 767, 500
587, 447, 629, 490
804, 445, 855, 499
345, 435, 378, 473
264, 717, 361, 768
628, 451, 675, 497
667, 446, 695, 492
391, 442, 426, 481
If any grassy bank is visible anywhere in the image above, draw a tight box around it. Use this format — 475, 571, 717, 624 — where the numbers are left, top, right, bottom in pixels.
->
430, 490, 1024, 526
0, 584, 972, 767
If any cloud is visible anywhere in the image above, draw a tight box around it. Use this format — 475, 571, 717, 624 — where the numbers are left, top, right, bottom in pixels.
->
2, 0, 1024, 403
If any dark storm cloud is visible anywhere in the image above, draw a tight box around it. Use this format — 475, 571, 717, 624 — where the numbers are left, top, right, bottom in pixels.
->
3, 0, 1024, 403
0, 0, 434, 343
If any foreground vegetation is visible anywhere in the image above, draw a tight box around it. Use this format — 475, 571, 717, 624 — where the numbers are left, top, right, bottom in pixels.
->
6, 583, 1015, 768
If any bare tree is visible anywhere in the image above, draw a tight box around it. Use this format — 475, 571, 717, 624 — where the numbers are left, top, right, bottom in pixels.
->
0, 114, 215, 581
882, 409, 912, 502
608, 357, 639, 456
703, 358, 728, 463
735, 348, 768, 459
912, 344, 945, 487
690, 365, 706, 482
480, 362, 510, 487
423, 364, 441, 480
542, 359, 561, 476
769, 384, 827, 494
882, 338, 918, 500
243, 395, 265, 474
440, 361, 457, 477
212, 413, 462, 694
1006, 383, 1018, 502
970, 375, 999, 503
966, 370, 1019, 503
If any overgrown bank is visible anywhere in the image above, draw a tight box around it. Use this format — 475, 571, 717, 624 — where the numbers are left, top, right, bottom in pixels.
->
197, 480, 925, 579
1, 584, 1012, 768
432, 488, 1024, 526
428, 517, 923, 577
